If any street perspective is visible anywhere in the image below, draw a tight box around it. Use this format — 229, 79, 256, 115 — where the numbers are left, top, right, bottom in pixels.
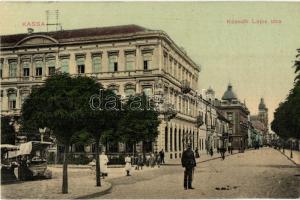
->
1, 2, 300, 199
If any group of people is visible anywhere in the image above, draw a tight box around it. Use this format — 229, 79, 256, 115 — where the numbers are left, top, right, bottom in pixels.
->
92, 150, 166, 177
125, 150, 166, 176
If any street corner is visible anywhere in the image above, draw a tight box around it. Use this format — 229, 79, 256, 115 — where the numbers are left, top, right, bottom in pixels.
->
1, 176, 113, 199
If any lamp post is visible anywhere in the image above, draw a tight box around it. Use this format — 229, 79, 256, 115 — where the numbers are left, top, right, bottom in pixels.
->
39, 127, 47, 142
290, 139, 293, 159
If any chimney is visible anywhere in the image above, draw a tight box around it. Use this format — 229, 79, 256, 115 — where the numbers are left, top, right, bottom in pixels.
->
27, 28, 34, 34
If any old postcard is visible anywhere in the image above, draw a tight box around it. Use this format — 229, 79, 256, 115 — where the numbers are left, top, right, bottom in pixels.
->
0, 1, 299, 199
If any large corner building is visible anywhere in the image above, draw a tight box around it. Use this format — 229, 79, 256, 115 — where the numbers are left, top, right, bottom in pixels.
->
0, 24, 213, 160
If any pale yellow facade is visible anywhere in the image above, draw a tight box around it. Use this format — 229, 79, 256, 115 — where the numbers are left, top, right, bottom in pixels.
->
0, 25, 225, 160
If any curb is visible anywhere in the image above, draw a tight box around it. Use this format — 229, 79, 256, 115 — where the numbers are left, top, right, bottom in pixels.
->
75, 181, 112, 199
277, 149, 300, 167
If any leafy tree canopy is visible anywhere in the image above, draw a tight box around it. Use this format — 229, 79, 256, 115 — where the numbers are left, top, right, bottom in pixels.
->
21, 73, 101, 144
118, 93, 161, 146
271, 49, 300, 139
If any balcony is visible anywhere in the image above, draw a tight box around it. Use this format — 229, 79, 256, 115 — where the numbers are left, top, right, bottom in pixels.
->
181, 80, 191, 94
195, 115, 204, 128
158, 102, 177, 121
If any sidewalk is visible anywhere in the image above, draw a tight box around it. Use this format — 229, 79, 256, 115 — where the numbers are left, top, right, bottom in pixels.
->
165, 150, 240, 165
278, 148, 300, 165
1, 167, 112, 199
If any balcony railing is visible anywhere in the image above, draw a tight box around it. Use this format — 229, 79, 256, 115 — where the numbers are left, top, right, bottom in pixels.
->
158, 102, 177, 121
181, 80, 191, 94
0, 69, 161, 83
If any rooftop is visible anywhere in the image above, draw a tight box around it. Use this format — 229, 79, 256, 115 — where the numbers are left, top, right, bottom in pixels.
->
222, 83, 238, 101
0, 24, 150, 47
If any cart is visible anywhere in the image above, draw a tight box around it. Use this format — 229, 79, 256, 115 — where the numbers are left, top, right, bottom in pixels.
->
1, 144, 19, 184
17, 141, 52, 180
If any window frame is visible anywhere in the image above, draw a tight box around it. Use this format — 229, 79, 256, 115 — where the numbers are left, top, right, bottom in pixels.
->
92, 54, 102, 73
9, 60, 17, 78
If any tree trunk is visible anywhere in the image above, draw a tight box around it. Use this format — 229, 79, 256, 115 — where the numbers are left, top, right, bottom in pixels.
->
62, 143, 69, 194
95, 138, 101, 187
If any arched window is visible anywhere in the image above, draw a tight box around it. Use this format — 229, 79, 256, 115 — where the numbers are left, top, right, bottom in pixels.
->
108, 84, 119, 94
92, 54, 101, 73
170, 127, 173, 152
197, 131, 199, 149
174, 128, 177, 151
165, 126, 168, 152
7, 89, 17, 110
124, 84, 136, 97
192, 131, 195, 150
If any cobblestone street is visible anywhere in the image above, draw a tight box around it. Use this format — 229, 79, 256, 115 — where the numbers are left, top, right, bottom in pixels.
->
100, 148, 300, 199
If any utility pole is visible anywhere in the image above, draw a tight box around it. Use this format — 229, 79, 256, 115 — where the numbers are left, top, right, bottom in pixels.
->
46, 10, 62, 32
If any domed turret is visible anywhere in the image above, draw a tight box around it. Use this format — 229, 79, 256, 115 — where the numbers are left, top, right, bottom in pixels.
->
259, 98, 267, 110
222, 83, 238, 101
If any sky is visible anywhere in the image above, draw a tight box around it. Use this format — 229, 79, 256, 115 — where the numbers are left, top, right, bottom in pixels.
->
1, 2, 300, 126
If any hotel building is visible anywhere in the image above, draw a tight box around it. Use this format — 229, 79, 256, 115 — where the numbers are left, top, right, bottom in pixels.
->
0, 24, 227, 159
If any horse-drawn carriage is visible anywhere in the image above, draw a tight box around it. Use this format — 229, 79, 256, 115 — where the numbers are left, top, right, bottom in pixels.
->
1, 141, 52, 182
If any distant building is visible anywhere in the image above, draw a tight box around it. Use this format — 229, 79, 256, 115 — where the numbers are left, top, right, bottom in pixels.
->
217, 83, 250, 150
250, 98, 269, 144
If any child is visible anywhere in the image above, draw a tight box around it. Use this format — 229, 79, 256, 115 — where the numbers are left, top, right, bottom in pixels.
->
124, 155, 132, 176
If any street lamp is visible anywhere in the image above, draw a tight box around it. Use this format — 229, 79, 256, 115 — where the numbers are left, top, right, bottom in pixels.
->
290, 139, 293, 159
39, 127, 47, 142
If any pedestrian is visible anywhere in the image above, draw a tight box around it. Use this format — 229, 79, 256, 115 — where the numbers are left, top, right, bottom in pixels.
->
150, 153, 155, 168
124, 154, 132, 176
145, 154, 150, 167
99, 151, 109, 178
88, 158, 96, 175
18, 155, 28, 181
159, 149, 165, 164
209, 147, 213, 157
228, 142, 232, 154
137, 154, 144, 170
195, 147, 200, 159
220, 141, 225, 160
181, 144, 196, 190
154, 151, 161, 168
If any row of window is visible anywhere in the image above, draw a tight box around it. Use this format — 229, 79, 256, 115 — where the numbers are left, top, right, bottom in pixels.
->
163, 52, 195, 84
107, 84, 152, 97
2, 84, 152, 110
0, 52, 153, 78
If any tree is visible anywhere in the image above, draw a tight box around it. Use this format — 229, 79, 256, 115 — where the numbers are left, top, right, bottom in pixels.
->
83, 88, 122, 187
21, 74, 100, 193
1, 116, 15, 144
271, 49, 300, 140
118, 93, 161, 155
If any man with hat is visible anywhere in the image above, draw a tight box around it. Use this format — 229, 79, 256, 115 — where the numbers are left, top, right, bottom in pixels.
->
181, 143, 196, 190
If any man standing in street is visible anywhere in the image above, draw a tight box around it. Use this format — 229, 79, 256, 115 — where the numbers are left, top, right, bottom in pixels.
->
159, 149, 165, 164
181, 144, 196, 190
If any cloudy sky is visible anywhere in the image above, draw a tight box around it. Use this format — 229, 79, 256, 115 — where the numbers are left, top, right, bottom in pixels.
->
1, 2, 300, 126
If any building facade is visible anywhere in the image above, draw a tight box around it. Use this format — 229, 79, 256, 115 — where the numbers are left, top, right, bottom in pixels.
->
217, 84, 250, 150
250, 98, 269, 145
1, 24, 216, 160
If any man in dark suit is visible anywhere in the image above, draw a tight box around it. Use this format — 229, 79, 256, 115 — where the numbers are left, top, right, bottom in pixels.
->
181, 144, 196, 190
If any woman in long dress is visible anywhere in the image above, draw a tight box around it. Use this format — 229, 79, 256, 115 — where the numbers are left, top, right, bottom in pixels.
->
99, 151, 109, 178
124, 155, 132, 176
